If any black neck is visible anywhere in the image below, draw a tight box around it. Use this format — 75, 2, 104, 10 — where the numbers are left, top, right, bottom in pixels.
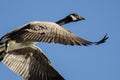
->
55, 17, 72, 26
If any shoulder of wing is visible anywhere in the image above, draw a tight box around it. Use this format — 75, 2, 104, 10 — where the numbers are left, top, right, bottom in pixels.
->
26, 21, 65, 30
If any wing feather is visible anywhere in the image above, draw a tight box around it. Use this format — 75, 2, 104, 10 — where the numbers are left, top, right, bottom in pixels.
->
4, 21, 93, 46
2, 47, 64, 80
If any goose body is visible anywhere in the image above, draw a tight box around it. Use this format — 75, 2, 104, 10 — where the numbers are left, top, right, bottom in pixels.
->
0, 13, 108, 80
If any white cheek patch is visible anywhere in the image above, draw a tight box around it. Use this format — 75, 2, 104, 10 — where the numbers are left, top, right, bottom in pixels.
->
70, 15, 77, 21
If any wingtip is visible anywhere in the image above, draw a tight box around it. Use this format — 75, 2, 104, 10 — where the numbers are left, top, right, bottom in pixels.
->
95, 33, 109, 45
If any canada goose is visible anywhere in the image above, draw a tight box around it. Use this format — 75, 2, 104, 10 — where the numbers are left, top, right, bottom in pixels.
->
0, 13, 108, 80
0, 13, 85, 80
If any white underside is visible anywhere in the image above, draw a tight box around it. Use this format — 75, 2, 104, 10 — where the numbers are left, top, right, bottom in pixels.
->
7, 40, 36, 51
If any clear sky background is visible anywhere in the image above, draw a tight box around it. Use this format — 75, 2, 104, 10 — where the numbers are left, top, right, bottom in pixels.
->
0, 0, 119, 80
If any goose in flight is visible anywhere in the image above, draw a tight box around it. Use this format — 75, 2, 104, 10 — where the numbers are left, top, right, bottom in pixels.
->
0, 13, 108, 80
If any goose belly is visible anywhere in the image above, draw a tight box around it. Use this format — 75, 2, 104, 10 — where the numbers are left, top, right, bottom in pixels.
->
7, 40, 35, 51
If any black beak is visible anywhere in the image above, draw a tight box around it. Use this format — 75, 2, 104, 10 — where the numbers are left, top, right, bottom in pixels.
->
79, 16, 85, 20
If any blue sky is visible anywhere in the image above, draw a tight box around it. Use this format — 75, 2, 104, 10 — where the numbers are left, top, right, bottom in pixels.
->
0, 0, 119, 80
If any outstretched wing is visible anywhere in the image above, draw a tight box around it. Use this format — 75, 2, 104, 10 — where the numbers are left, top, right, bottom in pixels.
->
2, 47, 64, 80
3, 21, 94, 46
3, 21, 108, 46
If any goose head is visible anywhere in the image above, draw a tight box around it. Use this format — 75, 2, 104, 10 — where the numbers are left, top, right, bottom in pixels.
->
56, 13, 85, 26
66, 13, 85, 22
